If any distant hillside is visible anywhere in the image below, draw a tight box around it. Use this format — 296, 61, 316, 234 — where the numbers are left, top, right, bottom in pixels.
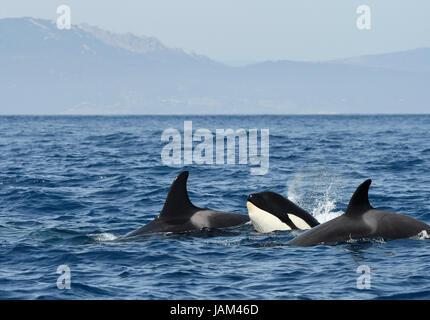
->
0, 17, 429, 114
331, 48, 430, 73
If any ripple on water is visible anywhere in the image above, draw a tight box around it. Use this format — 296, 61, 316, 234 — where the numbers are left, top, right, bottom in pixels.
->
0, 115, 430, 299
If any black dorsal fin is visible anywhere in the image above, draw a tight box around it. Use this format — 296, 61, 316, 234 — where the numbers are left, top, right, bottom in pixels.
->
345, 179, 373, 216
158, 171, 200, 220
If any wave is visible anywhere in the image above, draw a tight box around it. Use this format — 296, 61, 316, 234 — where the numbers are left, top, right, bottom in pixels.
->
286, 173, 342, 224
411, 230, 430, 240
87, 233, 118, 242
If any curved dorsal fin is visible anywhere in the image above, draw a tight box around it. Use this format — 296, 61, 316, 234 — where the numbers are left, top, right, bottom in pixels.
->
158, 171, 200, 220
345, 179, 373, 216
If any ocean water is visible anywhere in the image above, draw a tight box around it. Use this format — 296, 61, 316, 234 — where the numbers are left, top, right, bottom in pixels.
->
0, 115, 429, 300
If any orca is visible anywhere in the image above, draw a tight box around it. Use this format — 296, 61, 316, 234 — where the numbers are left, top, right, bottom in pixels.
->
247, 191, 320, 233
288, 179, 430, 246
125, 171, 249, 236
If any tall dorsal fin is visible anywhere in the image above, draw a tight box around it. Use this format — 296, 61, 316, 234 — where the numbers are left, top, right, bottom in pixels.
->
345, 179, 373, 216
158, 171, 200, 220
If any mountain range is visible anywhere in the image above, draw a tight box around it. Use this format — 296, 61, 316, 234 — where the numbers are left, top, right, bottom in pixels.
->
1, 17, 429, 114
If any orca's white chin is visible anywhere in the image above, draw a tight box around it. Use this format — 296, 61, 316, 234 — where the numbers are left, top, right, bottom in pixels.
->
246, 201, 291, 233
246, 201, 313, 233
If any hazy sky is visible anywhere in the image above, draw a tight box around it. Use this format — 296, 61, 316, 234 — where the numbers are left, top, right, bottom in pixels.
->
1, 0, 430, 62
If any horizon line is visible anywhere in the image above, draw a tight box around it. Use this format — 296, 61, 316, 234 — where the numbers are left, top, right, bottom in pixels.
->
1, 113, 429, 116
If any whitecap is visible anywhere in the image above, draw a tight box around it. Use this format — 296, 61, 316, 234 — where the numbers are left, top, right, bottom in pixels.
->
413, 230, 430, 240
87, 233, 118, 242
286, 174, 342, 224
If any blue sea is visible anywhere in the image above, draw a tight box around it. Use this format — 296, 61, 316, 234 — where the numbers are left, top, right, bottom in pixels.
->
0, 115, 429, 300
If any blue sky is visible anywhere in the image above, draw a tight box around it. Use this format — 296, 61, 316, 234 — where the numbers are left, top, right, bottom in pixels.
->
1, 0, 430, 62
